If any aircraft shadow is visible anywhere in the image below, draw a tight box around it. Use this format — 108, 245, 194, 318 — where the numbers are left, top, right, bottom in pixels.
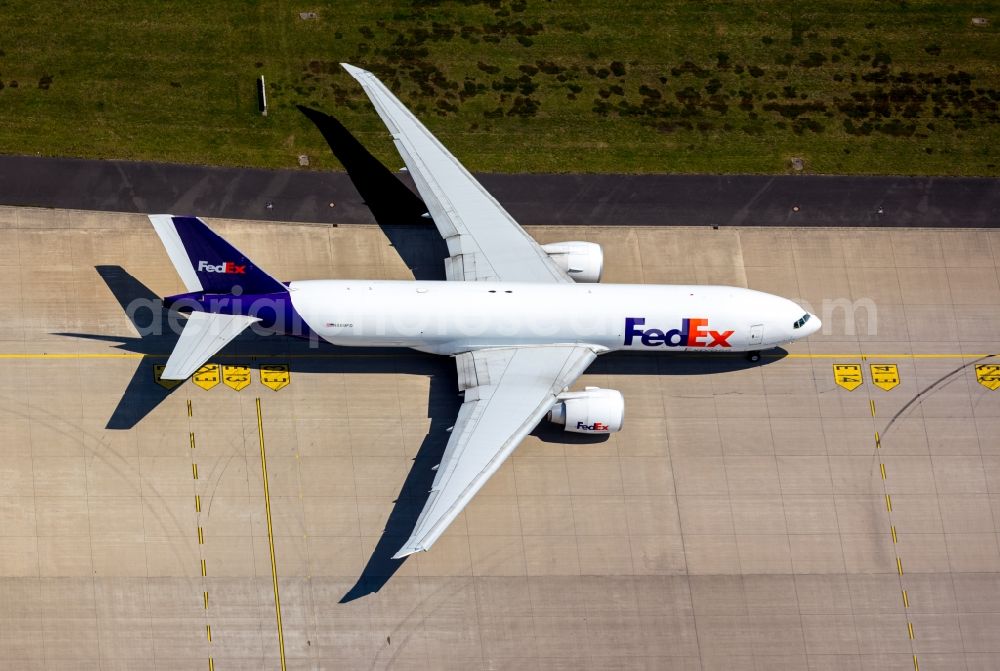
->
297, 105, 449, 281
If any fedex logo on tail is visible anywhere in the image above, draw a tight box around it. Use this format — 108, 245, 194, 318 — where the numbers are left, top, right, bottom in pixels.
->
625, 317, 734, 348
198, 260, 246, 275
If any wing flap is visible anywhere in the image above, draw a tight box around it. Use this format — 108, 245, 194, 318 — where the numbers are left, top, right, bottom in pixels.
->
393, 344, 601, 558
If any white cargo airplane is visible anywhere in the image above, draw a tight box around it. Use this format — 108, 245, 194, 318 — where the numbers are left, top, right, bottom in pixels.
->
149, 63, 820, 558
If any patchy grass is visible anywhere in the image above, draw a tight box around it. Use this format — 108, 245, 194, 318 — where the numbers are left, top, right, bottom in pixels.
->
0, 0, 997, 175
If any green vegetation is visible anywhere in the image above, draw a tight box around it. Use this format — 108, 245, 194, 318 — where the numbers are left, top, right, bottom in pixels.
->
0, 1, 997, 175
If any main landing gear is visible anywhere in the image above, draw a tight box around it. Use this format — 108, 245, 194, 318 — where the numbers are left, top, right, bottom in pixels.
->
747, 351, 761, 363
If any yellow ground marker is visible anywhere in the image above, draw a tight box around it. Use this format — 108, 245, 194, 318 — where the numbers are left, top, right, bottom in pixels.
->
203, 591, 209, 609
223, 365, 252, 391
206, 624, 212, 642
192, 463, 199, 480
897, 557, 904, 576
833, 363, 863, 391
198, 527, 204, 544
193, 364, 221, 390
257, 397, 287, 671
153, 364, 183, 389
260, 364, 291, 391
902, 590, 909, 608
195, 495, 201, 513
892, 526, 898, 544
189, 432, 196, 450
880, 463, 887, 480
201, 559, 207, 577
886, 494, 893, 512
907, 621, 914, 639
975, 364, 1000, 390
870, 364, 900, 391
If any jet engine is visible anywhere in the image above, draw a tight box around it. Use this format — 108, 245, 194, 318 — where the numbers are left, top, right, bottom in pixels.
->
546, 387, 624, 434
541, 241, 603, 283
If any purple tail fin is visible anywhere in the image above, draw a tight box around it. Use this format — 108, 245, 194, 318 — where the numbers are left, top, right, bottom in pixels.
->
150, 215, 286, 295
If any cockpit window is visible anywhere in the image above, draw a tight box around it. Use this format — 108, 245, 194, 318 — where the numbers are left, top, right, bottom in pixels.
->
792, 313, 811, 329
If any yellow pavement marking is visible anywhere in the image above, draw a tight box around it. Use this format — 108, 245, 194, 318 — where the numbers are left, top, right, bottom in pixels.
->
892, 526, 898, 544
193, 364, 221, 390
195, 495, 201, 513
886, 494, 893, 512
913, 654, 919, 671
897, 557, 904, 576
198, 527, 204, 544
257, 397, 287, 671
223, 365, 252, 391
880, 463, 887, 480
200, 559, 207, 577
869, 399, 876, 417
875, 431, 881, 449
907, 622, 915, 639
203, 592, 209, 609
975, 364, 1000, 390
189, 432, 196, 450
206, 624, 212, 642
209, 658, 215, 671
153, 365, 183, 389
192, 463, 199, 480
260, 364, 291, 391
833, 364, 864, 391
902, 589, 909, 608
870, 364, 900, 391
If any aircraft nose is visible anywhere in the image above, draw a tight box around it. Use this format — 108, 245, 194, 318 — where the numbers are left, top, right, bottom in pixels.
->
807, 314, 822, 334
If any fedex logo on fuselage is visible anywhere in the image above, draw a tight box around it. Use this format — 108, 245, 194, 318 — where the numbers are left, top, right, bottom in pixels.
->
577, 421, 609, 431
624, 317, 734, 348
197, 260, 245, 274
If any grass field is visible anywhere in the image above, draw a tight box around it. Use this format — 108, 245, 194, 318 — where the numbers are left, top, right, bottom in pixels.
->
0, 1, 997, 175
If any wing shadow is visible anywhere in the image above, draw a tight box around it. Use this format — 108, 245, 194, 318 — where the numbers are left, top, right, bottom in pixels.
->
339, 365, 459, 602
297, 105, 448, 281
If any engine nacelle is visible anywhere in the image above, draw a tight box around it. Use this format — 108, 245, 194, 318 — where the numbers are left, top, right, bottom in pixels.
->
541, 241, 603, 283
546, 387, 624, 434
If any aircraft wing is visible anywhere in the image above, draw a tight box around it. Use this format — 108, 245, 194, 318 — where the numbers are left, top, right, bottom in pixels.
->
393, 343, 601, 558
341, 63, 572, 284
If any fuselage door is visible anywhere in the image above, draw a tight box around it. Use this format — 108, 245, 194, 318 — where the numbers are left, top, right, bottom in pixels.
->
749, 324, 764, 347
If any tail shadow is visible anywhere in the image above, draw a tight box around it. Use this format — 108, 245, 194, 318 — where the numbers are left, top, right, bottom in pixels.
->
297, 105, 448, 280
55, 265, 183, 429
340, 366, 460, 602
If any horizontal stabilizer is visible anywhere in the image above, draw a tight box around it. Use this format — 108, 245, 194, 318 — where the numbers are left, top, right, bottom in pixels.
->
162, 311, 261, 380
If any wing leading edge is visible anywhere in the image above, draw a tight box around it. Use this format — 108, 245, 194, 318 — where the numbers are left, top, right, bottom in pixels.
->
341, 63, 572, 284
393, 344, 602, 558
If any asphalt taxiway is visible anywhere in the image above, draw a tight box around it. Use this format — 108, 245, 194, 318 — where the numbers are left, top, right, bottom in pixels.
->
1, 154, 998, 228
1, 205, 999, 669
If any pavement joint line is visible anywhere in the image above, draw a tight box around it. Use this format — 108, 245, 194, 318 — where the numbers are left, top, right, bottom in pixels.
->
257, 397, 288, 671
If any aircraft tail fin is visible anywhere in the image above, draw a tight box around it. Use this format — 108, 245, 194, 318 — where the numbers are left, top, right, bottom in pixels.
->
162, 311, 261, 380
149, 215, 286, 295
